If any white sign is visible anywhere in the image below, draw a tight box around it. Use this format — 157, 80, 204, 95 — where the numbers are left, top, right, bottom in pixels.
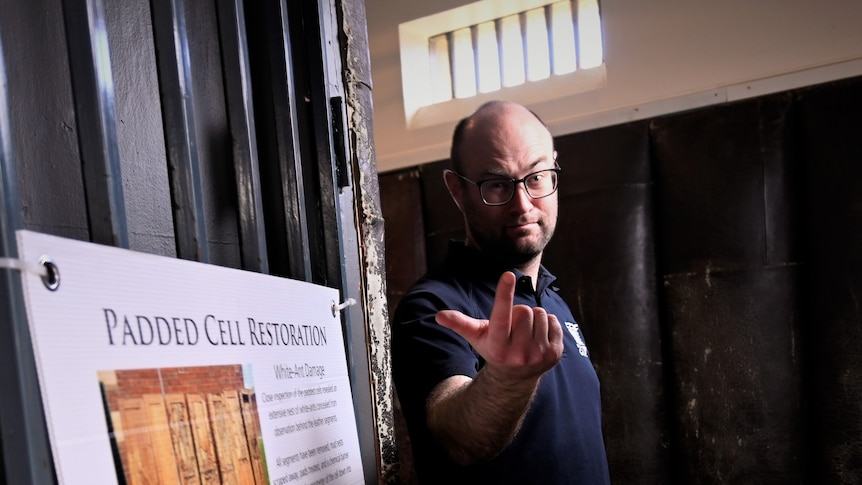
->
16, 230, 364, 485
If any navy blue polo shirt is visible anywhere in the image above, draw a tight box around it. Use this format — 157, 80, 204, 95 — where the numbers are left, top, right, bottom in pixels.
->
392, 241, 610, 484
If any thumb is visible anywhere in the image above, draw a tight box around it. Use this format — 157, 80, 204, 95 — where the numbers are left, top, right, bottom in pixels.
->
436, 310, 488, 343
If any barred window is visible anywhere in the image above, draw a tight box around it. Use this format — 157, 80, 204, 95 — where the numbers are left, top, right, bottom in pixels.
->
401, 0, 604, 120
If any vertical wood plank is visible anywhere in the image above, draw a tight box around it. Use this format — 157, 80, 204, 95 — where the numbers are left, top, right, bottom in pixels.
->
240, 389, 266, 484
215, 0, 269, 273
119, 397, 160, 484
0, 28, 54, 483
61, 0, 130, 247
242, 0, 311, 280
223, 389, 256, 484
165, 393, 202, 484
120, 394, 179, 485
208, 391, 239, 484
143, 394, 182, 484
150, 0, 210, 261
188, 393, 221, 484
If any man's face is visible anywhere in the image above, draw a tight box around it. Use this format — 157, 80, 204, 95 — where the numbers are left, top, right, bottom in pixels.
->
452, 106, 559, 267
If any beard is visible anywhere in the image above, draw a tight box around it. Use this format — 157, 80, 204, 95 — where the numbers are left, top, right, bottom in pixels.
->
465, 211, 556, 267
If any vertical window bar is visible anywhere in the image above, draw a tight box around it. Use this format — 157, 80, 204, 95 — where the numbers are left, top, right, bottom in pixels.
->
499, 14, 525, 87
577, 0, 604, 69
429, 34, 453, 103
215, 0, 269, 273
475, 21, 501, 93
151, 0, 210, 262
470, 25, 479, 95
0, 26, 55, 485
525, 7, 551, 81
427, 0, 602, 105
451, 27, 476, 99
551, 1, 577, 74
62, 0, 129, 248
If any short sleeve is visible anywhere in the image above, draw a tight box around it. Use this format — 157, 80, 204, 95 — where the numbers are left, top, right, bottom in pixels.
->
390, 280, 480, 436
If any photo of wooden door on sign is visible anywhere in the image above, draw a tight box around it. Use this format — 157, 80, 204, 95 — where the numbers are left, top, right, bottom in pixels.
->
99, 365, 267, 484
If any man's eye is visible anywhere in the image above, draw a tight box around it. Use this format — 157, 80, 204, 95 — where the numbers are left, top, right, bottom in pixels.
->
485, 180, 509, 191
526, 173, 547, 187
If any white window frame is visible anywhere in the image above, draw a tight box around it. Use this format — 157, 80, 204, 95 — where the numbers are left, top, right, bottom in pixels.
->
398, 0, 606, 130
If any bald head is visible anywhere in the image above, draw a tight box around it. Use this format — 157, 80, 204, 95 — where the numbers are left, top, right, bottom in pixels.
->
443, 100, 558, 273
450, 101, 549, 174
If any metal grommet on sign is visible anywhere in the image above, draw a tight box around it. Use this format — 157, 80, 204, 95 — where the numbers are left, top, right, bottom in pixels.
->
39, 256, 60, 291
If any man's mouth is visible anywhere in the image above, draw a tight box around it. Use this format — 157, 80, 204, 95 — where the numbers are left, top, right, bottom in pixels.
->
507, 221, 539, 234
510, 220, 539, 229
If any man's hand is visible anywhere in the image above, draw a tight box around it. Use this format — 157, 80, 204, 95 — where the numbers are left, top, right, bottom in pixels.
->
435, 271, 564, 383
426, 271, 566, 464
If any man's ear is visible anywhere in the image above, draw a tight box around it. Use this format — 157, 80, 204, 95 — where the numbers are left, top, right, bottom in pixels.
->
443, 170, 463, 212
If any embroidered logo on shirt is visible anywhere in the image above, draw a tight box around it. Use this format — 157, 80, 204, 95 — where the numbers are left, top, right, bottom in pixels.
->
565, 321, 589, 357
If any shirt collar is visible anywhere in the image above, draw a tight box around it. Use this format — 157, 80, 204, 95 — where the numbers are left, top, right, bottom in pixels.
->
444, 240, 558, 294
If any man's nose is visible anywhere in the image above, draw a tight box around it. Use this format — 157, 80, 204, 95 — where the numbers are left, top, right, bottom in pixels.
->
508, 182, 533, 211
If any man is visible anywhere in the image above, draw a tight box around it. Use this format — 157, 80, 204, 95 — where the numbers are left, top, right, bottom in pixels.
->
391, 100, 610, 484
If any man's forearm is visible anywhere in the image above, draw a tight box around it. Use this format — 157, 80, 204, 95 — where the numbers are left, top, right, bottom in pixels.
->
426, 367, 541, 465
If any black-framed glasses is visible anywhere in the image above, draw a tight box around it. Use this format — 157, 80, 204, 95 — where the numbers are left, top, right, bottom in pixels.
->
449, 166, 561, 206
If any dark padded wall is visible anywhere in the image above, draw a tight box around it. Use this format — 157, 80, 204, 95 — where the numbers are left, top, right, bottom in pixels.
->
651, 95, 803, 483
545, 120, 669, 484
798, 79, 862, 484
418, 160, 464, 267
380, 168, 427, 316
381, 75, 862, 483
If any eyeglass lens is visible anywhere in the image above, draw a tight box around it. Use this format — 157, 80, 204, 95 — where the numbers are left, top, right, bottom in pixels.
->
479, 169, 558, 205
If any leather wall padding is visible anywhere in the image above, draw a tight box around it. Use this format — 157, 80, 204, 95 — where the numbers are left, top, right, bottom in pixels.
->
797, 77, 862, 483
662, 268, 803, 483
418, 160, 466, 267
651, 96, 804, 482
378, 75, 862, 484
380, 167, 427, 485
380, 167, 427, 313
545, 121, 670, 484
651, 96, 798, 274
